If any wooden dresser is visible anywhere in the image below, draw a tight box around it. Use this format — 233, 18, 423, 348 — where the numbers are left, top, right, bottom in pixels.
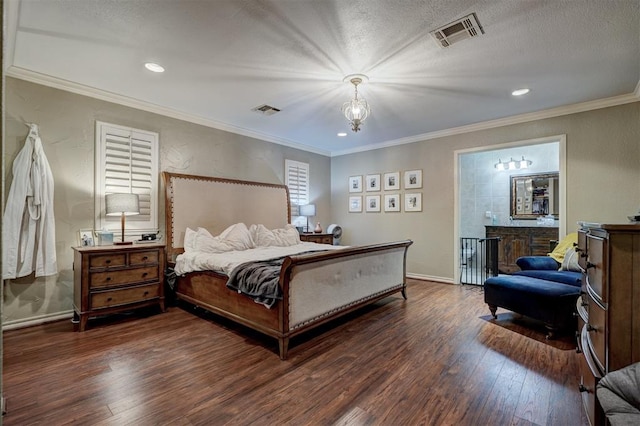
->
576, 224, 640, 426
73, 242, 166, 331
299, 233, 333, 244
485, 225, 558, 273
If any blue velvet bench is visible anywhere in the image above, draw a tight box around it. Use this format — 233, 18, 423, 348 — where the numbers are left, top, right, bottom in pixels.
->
484, 275, 581, 338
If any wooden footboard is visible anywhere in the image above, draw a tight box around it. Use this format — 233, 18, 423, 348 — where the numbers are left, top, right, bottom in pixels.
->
174, 240, 412, 359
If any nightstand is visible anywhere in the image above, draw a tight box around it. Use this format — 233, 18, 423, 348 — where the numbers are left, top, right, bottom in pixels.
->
299, 233, 333, 244
72, 242, 166, 331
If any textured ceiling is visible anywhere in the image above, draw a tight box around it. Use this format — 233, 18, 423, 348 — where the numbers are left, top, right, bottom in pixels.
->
6, 0, 640, 156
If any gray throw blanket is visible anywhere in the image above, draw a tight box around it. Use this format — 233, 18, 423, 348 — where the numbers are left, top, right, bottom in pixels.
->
226, 256, 286, 308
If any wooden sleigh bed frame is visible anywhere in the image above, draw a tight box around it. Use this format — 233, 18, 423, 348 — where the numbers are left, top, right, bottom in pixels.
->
163, 172, 412, 359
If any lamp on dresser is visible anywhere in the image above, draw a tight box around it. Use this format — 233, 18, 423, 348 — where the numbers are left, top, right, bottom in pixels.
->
299, 204, 316, 233
105, 193, 139, 245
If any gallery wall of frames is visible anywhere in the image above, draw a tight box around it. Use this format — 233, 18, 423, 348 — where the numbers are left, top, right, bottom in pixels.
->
348, 170, 422, 213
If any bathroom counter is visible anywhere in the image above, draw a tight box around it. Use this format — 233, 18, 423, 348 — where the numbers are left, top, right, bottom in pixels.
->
485, 225, 558, 273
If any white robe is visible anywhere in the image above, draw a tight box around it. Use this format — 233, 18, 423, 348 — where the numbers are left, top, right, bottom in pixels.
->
2, 124, 57, 279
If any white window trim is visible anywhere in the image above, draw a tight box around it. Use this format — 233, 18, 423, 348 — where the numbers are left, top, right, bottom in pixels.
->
95, 121, 159, 237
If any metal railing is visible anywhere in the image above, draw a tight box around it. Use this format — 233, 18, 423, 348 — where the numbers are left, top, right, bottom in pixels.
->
459, 237, 500, 286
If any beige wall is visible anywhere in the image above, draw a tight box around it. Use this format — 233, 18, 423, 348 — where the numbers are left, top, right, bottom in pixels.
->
331, 102, 640, 281
4, 76, 639, 324
3, 77, 331, 326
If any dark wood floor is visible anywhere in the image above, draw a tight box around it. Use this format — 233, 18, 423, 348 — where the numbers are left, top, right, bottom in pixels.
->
3, 280, 588, 426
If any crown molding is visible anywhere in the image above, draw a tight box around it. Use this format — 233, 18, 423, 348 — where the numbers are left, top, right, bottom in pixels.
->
6, 66, 639, 159
331, 91, 640, 157
5, 66, 332, 157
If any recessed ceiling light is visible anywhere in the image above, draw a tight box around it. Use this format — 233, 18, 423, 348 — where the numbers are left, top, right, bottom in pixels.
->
512, 88, 530, 96
144, 62, 165, 73
337, 132, 347, 137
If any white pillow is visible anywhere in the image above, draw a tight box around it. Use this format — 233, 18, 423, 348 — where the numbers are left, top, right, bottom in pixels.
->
183, 227, 197, 252
251, 224, 300, 247
195, 232, 233, 253
250, 224, 276, 247
217, 223, 255, 251
560, 247, 582, 272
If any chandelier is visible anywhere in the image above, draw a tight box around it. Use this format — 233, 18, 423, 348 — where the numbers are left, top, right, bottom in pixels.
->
495, 156, 532, 171
342, 74, 370, 132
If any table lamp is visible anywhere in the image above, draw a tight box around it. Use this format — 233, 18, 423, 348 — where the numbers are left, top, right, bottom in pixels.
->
299, 204, 316, 233
105, 193, 140, 245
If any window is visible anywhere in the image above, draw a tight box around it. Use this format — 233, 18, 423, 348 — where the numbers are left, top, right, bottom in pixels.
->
285, 159, 309, 223
95, 121, 159, 235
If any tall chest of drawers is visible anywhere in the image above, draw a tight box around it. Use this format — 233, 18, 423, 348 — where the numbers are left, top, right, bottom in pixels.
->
73, 243, 166, 331
576, 224, 640, 425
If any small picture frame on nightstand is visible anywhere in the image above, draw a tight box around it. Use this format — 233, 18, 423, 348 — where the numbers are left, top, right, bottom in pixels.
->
77, 229, 94, 247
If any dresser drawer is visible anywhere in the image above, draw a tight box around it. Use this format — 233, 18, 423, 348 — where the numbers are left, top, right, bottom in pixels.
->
89, 253, 126, 268
91, 284, 159, 309
130, 250, 159, 266
586, 289, 606, 372
586, 234, 607, 303
90, 266, 159, 288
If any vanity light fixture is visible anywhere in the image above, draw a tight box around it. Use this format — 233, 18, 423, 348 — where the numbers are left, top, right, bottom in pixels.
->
495, 156, 532, 171
342, 74, 370, 132
519, 156, 532, 169
144, 62, 165, 73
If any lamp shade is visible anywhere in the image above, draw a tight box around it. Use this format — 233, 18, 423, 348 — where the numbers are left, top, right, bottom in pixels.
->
299, 204, 316, 217
106, 193, 140, 216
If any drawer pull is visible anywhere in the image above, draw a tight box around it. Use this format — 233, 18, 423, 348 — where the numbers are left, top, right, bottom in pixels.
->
579, 384, 589, 393
106, 277, 111, 281
143, 291, 149, 296
587, 324, 597, 332
142, 256, 148, 261
581, 300, 588, 307
576, 347, 582, 354
107, 297, 113, 302
586, 262, 596, 269
142, 272, 148, 277
106, 260, 111, 265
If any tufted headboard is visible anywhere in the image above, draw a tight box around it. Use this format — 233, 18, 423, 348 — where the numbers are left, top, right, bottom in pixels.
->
162, 172, 291, 263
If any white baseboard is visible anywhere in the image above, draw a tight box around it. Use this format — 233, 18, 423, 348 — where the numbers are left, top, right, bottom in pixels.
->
406, 273, 454, 284
3, 311, 74, 331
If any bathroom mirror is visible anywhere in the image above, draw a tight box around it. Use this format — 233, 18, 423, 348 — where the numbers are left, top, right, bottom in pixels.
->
510, 172, 559, 219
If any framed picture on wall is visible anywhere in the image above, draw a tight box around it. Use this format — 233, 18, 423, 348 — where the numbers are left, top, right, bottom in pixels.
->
384, 172, 400, 190
365, 174, 381, 192
366, 195, 381, 212
384, 194, 400, 212
404, 169, 423, 189
405, 193, 422, 212
348, 175, 363, 193
349, 196, 362, 213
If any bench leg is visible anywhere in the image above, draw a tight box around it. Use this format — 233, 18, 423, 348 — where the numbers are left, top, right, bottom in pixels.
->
488, 304, 498, 319
278, 337, 290, 360
545, 325, 557, 340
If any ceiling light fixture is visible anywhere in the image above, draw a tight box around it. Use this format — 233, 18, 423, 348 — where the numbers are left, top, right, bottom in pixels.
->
342, 74, 370, 133
495, 156, 532, 171
337, 132, 347, 137
512, 88, 530, 96
144, 62, 165, 73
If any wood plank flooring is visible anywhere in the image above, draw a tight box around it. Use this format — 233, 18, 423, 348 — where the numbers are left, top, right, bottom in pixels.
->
3, 280, 588, 425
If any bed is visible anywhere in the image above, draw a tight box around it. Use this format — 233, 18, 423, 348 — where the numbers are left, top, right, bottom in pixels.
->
163, 171, 412, 359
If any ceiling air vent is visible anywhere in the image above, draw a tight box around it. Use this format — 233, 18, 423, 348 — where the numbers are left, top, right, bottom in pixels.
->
251, 104, 281, 116
430, 13, 484, 48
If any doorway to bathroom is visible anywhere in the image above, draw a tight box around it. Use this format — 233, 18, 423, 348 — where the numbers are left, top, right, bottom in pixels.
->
455, 136, 566, 285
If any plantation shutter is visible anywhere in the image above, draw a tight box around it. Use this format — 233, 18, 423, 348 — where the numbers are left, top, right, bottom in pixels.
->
285, 159, 309, 216
95, 122, 159, 234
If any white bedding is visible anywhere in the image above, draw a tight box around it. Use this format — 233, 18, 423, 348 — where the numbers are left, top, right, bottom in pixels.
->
174, 242, 346, 276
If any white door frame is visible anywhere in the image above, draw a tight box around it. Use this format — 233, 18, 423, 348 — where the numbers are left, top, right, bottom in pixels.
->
453, 135, 567, 284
